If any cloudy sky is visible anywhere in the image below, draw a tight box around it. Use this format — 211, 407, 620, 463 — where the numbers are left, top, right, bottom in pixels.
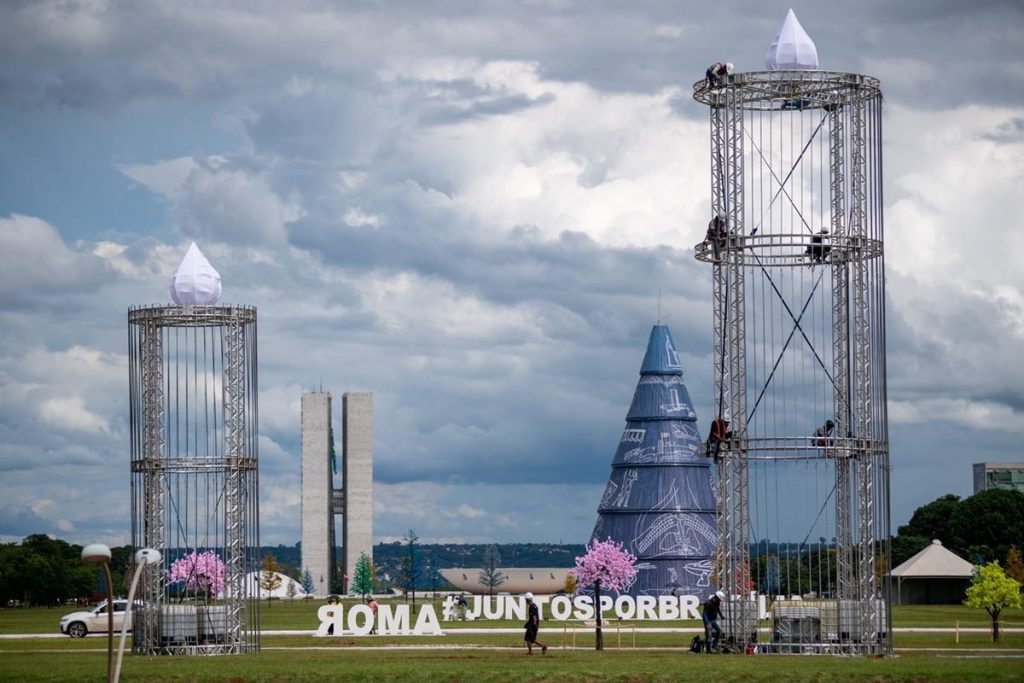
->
1, 1, 1022, 548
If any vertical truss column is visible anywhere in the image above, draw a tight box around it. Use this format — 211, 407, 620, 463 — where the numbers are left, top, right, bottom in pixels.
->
222, 317, 247, 651
140, 320, 165, 650
712, 261, 729, 587
711, 87, 752, 646
829, 106, 855, 612
710, 102, 730, 593
849, 97, 878, 649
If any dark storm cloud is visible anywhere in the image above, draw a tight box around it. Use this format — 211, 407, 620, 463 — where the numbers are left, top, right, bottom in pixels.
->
289, 215, 711, 343
244, 86, 392, 164
1, 1, 1020, 113
975, 390, 1024, 415
0, 503, 51, 537
887, 281, 1024, 399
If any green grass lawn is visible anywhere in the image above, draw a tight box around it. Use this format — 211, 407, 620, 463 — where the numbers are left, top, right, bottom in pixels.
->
3, 647, 1024, 683
3, 601, 1023, 682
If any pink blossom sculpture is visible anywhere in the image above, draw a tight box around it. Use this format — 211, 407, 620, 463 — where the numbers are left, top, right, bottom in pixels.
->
571, 538, 637, 650
572, 538, 638, 591
167, 550, 226, 598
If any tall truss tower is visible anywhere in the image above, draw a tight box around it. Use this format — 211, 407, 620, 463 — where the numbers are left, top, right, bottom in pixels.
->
693, 70, 890, 654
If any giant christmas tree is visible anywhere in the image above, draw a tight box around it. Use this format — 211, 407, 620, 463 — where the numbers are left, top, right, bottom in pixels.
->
590, 325, 716, 597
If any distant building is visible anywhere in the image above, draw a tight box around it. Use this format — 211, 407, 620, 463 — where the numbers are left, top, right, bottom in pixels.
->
972, 462, 1024, 494
438, 568, 570, 595
889, 539, 975, 604
301, 391, 374, 597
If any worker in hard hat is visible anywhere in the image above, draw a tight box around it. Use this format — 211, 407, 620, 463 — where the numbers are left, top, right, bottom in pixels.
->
706, 62, 734, 87
813, 419, 835, 447
705, 214, 729, 261
706, 416, 732, 460
702, 590, 726, 653
523, 592, 547, 655
806, 228, 831, 264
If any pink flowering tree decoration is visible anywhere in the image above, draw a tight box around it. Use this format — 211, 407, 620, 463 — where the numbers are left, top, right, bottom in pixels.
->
167, 550, 226, 602
570, 538, 637, 650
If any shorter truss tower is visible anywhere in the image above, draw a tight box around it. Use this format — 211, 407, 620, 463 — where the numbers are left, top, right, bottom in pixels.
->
128, 304, 260, 655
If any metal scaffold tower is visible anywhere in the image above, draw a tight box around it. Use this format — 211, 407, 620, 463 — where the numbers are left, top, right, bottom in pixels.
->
694, 69, 891, 655
128, 304, 260, 655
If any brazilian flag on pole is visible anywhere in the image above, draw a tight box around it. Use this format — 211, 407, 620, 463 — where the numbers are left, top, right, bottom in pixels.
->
329, 423, 338, 475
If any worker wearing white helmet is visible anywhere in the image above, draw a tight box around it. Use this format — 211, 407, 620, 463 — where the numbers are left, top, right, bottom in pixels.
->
706, 62, 734, 87
523, 592, 547, 655
702, 590, 726, 653
807, 228, 832, 264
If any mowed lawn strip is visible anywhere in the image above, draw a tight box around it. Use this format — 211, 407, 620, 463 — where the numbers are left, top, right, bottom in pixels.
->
4, 647, 1024, 682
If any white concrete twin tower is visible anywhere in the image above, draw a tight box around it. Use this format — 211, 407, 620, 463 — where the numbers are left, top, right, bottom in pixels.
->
301, 392, 374, 596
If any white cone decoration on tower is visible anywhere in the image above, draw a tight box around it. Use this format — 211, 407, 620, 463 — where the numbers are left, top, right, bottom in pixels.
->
764, 9, 819, 70
169, 242, 222, 305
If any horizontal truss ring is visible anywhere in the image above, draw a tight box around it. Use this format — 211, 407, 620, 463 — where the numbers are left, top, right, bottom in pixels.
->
695, 233, 882, 267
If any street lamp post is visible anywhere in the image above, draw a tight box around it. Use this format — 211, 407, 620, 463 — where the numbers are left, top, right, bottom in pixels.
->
81, 544, 114, 683
113, 548, 161, 683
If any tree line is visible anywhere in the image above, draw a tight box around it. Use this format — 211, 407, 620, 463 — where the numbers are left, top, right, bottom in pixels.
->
5, 490, 1018, 607
0, 535, 134, 607
891, 488, 1024, 569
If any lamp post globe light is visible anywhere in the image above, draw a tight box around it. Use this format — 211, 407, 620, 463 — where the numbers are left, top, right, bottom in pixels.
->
81, 544, 114, 683
81, 543, 113, 565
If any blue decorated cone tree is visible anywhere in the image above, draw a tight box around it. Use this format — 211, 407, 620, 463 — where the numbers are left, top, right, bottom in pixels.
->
571, 538, 637, 650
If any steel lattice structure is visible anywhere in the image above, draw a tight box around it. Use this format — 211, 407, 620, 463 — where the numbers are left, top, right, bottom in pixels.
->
128, 305, 260, 656
693, 70, 890, 655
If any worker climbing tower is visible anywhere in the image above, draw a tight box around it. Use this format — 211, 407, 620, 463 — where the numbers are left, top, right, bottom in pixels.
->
590, 324, 716, 597
692, 10, 891, 654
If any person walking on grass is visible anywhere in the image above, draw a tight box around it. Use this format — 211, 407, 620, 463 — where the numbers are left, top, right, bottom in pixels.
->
523, 592, 547, 655
366, 595, 379, 634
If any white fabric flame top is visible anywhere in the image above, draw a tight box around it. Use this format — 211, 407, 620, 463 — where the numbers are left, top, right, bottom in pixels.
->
764, 9, 819, 70
169, 241, 222, 305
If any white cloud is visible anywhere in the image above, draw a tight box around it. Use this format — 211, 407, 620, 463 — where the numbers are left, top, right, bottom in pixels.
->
393, 60, 709, 248
654, 24, 683, 39
38, 395, 109, 433
890, 397, 1024, 433
0, 214, 110, 302
343, 208, 382, 228
456, 504, 486, 519
119, 156, 201, 198
885, 105, 1024, 284
259, 383, 304, 436
177, 163, 301, 246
